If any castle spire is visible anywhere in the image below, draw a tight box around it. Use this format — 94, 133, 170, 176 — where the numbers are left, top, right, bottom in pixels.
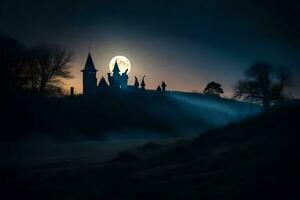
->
112, 60, 120, 74
81, 51, 97, 96
141, 75, 146, 90
98, 77, 109, 89
134, 76, 139, 88
82, 52, 97, 72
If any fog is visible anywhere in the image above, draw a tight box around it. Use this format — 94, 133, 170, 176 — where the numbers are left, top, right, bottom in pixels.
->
1, 93, 262, 169
170, 93, 260, 126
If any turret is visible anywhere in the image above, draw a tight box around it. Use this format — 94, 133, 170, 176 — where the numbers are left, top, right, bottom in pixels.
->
120, 69, 129, 89
98, 77, 109, 90
141, 75, 146, 90
134, 76, 139, 89
112, 61, 121, 76
108, 61, 126, 89
81, 52, 97, 96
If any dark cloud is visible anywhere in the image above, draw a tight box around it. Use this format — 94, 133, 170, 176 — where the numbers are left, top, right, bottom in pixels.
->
2, 0, 300, 44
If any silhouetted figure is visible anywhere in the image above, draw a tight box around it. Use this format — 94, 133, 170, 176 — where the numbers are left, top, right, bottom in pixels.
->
157, 86, 162, 92
140, 76, 146, 90
203, 81, 224, 97
134, 76, 139, 89
161, 81, 166, 92
81, 52, 97, 96
70, 87, 74, 96
234, 62, 291, 109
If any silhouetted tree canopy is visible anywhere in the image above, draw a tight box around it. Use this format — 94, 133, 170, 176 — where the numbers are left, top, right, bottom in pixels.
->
161, 81, 166, 91
29, 44, 73, 96
203, 81, 224, 97
0, 35, 74, 97
157, 86, 162, 91
234, 62, 291, 108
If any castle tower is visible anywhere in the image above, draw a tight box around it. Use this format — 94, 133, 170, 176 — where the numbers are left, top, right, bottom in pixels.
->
120, 69, 129, 89
81, 52, 97, 96
141, 76, 146, 90
112, 61, 121, 76
98, 77, 109, 90
108, 61, 122, 89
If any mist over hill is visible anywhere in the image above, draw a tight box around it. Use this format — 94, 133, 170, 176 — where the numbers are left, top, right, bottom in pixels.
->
2, 99, 299, 200
5, 91, 260, 141
102, 100, 299, 200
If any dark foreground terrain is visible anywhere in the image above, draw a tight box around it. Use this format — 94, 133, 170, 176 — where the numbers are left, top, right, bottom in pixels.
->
3, 90, 259, 140
1, 100, 299, 200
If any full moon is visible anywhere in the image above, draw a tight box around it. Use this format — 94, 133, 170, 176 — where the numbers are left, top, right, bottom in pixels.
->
109, 56, 131, 74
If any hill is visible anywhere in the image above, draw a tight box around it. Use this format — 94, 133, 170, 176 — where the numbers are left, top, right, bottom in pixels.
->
106, 100, 300, 200
3, 90, 260, 140
3, 100, 299, 199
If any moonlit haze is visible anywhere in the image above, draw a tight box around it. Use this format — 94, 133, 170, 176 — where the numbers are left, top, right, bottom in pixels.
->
109, 55, 131, 74
2, 0, 299, 97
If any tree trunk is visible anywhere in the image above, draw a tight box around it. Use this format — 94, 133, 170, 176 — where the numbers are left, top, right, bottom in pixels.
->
39, 82, 46, 97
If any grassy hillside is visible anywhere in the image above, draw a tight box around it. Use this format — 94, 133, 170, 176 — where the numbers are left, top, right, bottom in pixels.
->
3, 90, 260, 140
3, 100, 299, 200
107, 100, 300, 200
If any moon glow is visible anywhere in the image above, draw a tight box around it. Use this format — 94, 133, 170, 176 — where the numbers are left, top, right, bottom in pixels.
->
109, 56, 131, 74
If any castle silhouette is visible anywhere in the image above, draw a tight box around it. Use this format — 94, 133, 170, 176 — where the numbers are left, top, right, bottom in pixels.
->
81, 52, 149, 96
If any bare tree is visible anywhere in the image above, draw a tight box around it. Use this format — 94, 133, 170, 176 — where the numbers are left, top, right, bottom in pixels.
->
271, 68, 292, 103
203, 81, 224, 97
234, 62, 291, 109
29, 44, 73, 96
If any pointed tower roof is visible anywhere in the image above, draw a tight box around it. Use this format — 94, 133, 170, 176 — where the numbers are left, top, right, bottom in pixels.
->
141, 75, 146, 87
134, 76, 139, 87
112, 61, 120, 74
82, 53, 97, 72
98, 77, 109, 88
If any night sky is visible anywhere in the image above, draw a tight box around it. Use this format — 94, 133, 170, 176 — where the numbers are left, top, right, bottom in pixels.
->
1, 0, 300, 97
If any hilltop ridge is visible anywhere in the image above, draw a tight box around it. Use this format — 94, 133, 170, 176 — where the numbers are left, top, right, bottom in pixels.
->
103, 99, 300, 199
5, 90, 260, 140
